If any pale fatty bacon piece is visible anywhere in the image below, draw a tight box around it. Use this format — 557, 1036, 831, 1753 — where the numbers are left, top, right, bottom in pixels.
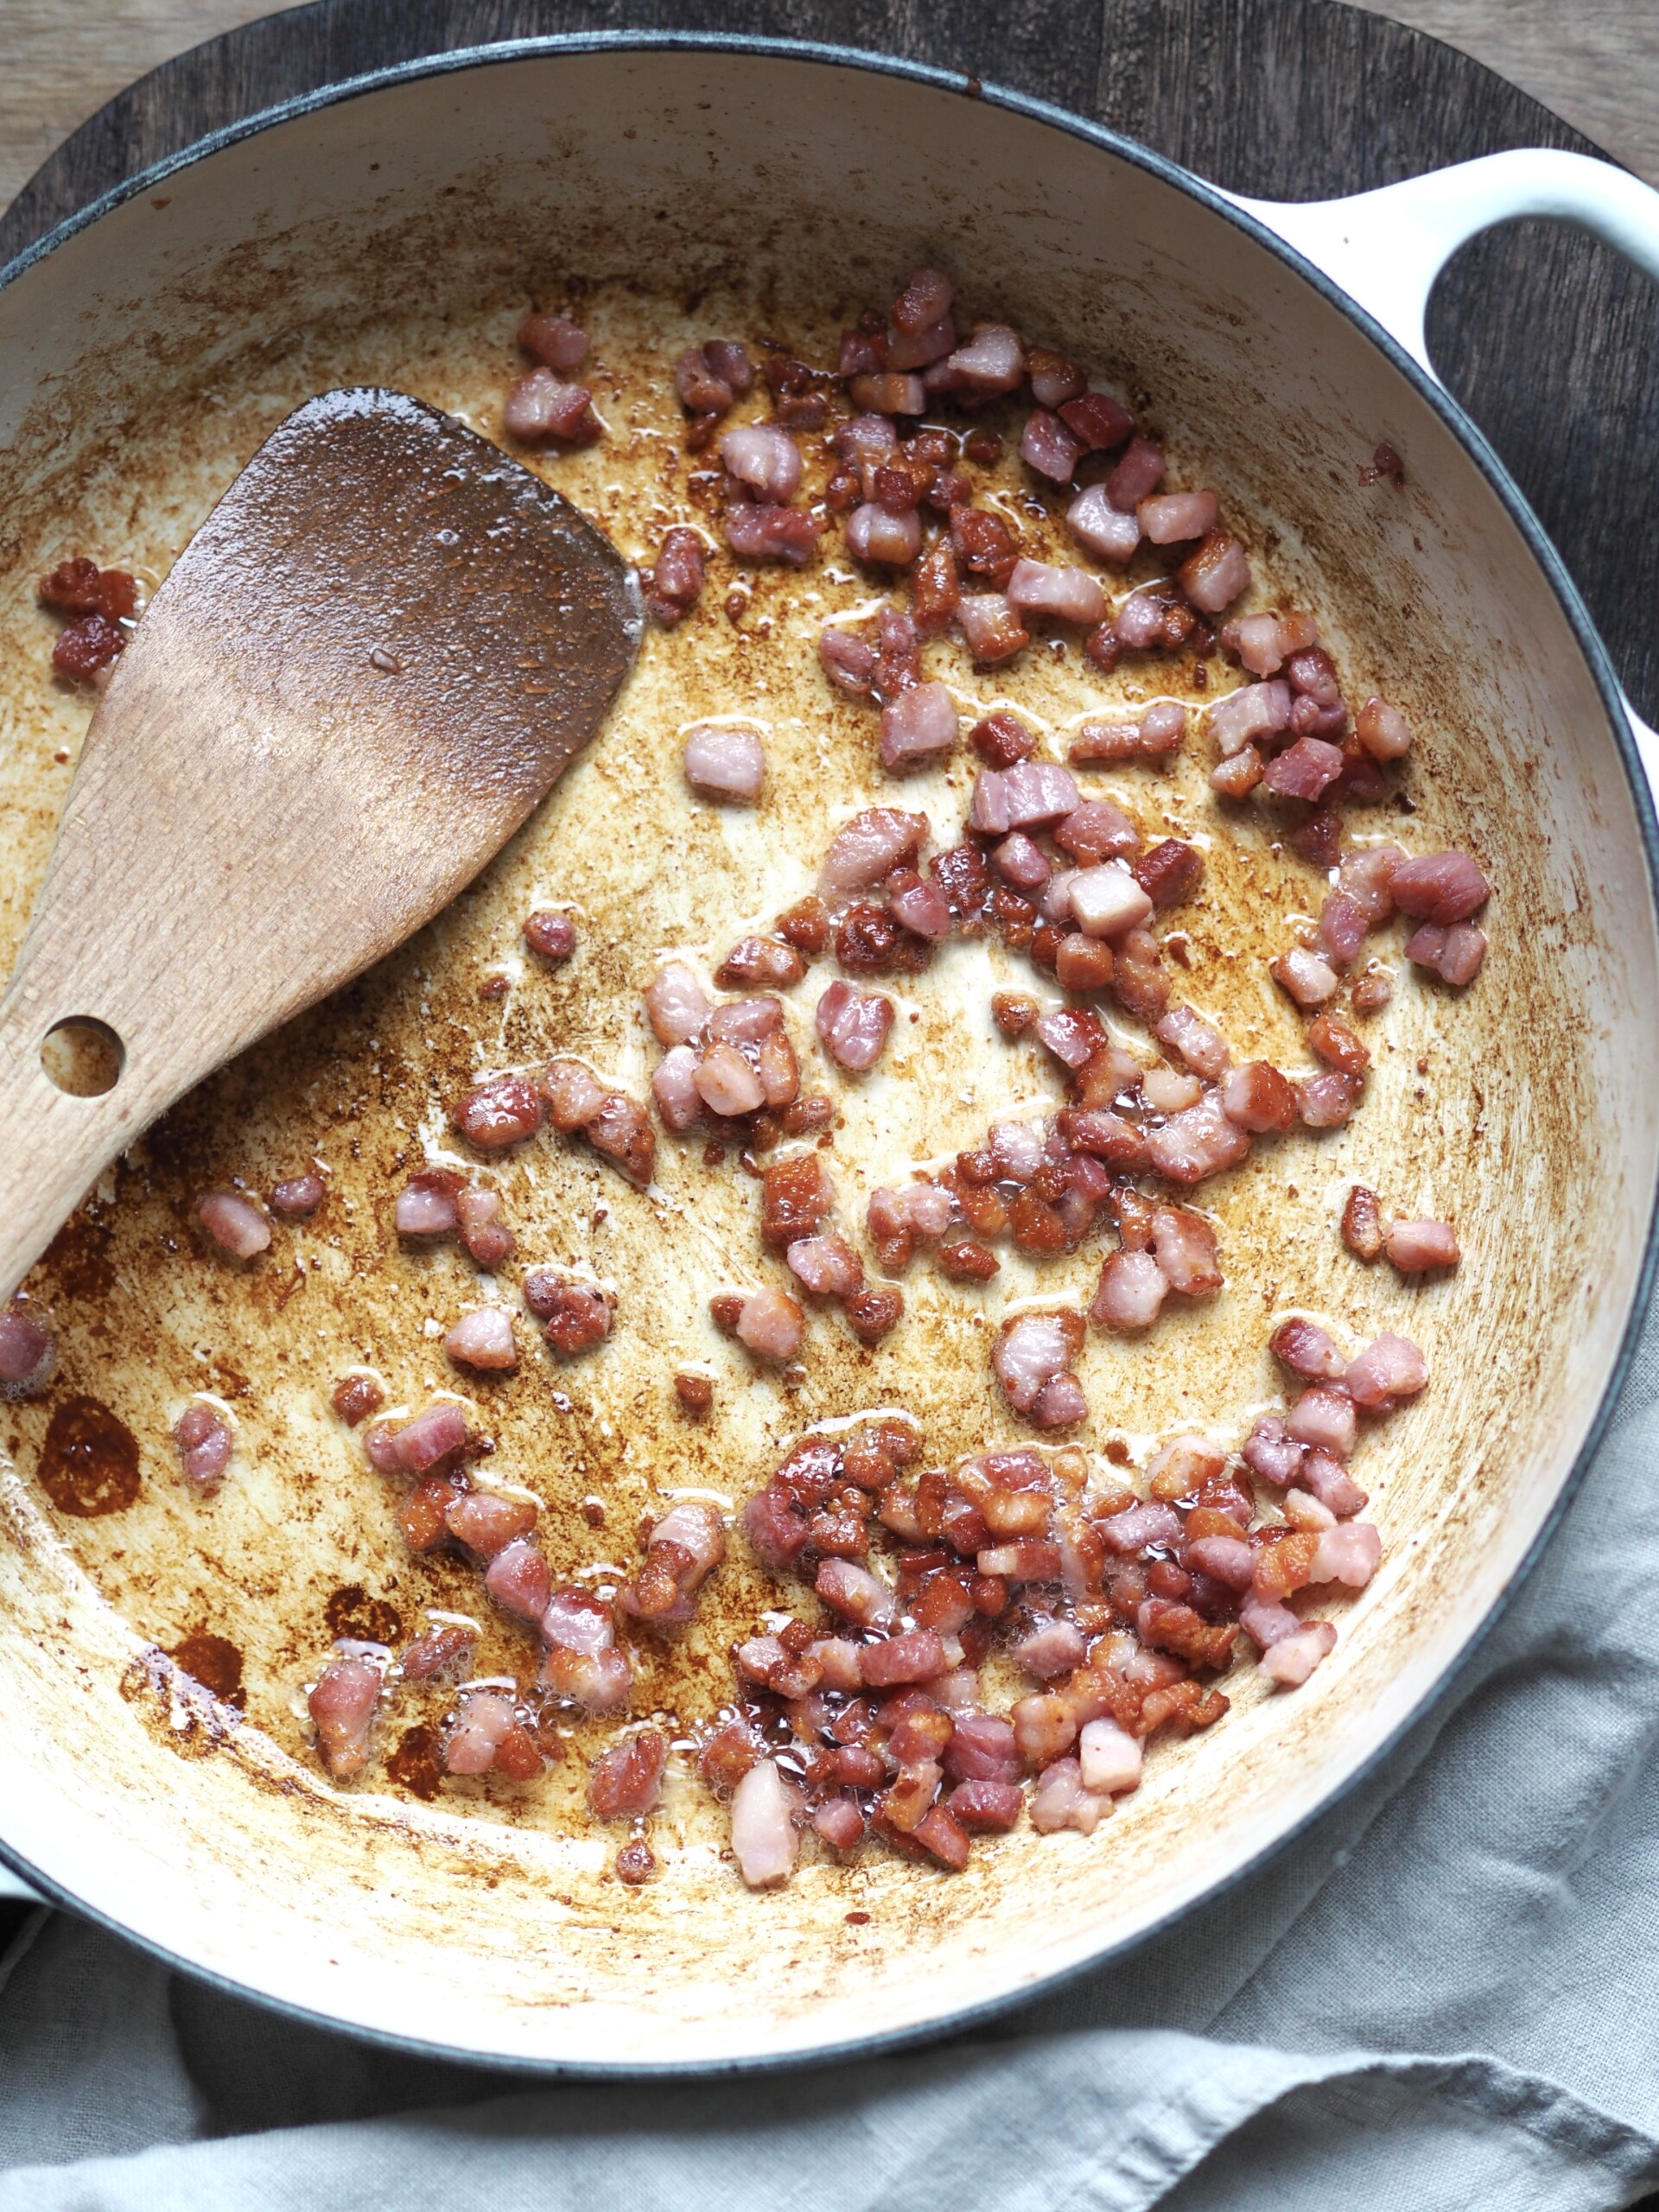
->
308, 1658, 381, 1782
1242, 1415, 1303, 1487
396, 1176, 460, 1236
543, 1057, 607, 1132
1389, 851, 1491, 925
694, 1043, 766, 1117
990, 1115, 1046, 1181
448, 1491, 537, 1558
1262, 1619, 1338, 1688
1180, 531, 1252, 613
712, 995, 783, 1044
848, 504, 924, 567
819, 807, 929, 897
880, 680, 957, 771
1005, 558, 1108, 626
1408, 921, 1489, 985
1297, 1071, 1360, 1130
735, 1287, 804, 1363
1155, 1006, 1230, 1080
1241, 1595, 1300, 1649
683, 722, 766, 804
650, 1503, 727, 1590
1030, 1758, 1112, 1835
969, 761, 1080, 835
542, 1586, 618, 1656
642, 963, 711, 1047
1356, 696, 1413, 760
1208, 680, 1291, 757
1068, 863, 1154, 940
197, 1189, 270, 1260
1271, 948, 1341, 1009
955, 594, 1032, 664
1077, 1718, 1144, 1795
819, 627, 877, 696
1287, 1384, 1358, 1459
723, 500, 821, 566
652, 1045, 702, 1132
1114, 593, 1167, 651
444, 1307, 518, 1373
0, 1312, 54, 1398
1308, 1522, 1382, 1589
1298, 1452, 1367, 1520
1271, 1316, 1348, 1381
518, 312, 588, 372
817, 980, 894, 1072
1385, 1218, 1460, 1271
731, 1758, 802, 1888
1185, 1534, 1256, 1591
1142, 1067, 1200, 1115
1012, 1618, 1089, 1677
1066, 483, 1142, 563
442, 1690, 522, 1777
992, 1311, 1082, 1414
541, 1638, 632, 1714
1339, 844, 1406, 924
485, 1538, 552, 1624
1147, 1092, 1251, 1185
888, 872, 953, 938
1344, 1331, 1429, 1408
848, 371, 927, 416
1020, 407, 1082, 483
817, 1556, 898, 1627
1231, 609, 1318, 676
174, 1402, 232, 1490
893, 265, 954, 335
1138, 490, 1218, 544
786, 1234, 864, 1298
503, 369, 594, 443
1097, 1499, 1183, 1554
1091, 1248, 1167, 1331
929, 322, 1026, 397
1211, 748, 1263, 798
720, 423, 801, 503
1149, 1206, 1222, 1295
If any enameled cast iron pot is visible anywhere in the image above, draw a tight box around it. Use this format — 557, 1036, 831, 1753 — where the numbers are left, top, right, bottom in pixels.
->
2, 35, 1658, 2070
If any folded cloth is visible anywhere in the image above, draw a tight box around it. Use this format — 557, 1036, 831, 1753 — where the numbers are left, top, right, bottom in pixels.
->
4, 1309, 1659, 2212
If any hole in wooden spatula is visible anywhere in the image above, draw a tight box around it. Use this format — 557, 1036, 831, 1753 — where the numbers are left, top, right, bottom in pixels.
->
41, 1017, 124, 1097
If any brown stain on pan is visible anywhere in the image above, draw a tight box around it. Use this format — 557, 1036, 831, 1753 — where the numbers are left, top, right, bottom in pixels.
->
36, 1395, 141, 1517
168, 1630, 245, 1707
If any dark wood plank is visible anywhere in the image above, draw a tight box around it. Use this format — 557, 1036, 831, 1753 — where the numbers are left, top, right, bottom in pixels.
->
2, 0, 1656, 715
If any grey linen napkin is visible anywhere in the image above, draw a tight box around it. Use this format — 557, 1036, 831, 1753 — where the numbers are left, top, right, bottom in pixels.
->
4, 1297, 1659, 2212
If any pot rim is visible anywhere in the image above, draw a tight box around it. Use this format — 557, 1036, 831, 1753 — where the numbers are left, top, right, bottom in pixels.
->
2, 26, 1655, 2080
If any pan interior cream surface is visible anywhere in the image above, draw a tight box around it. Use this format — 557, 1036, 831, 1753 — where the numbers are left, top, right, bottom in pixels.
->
0, 48, 1652, 2065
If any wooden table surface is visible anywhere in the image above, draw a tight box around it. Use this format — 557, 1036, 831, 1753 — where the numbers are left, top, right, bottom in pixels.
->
2, 0, 1655, 212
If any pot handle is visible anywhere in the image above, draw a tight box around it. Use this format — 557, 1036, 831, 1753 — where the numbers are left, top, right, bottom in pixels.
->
1230, 149, 1659, 785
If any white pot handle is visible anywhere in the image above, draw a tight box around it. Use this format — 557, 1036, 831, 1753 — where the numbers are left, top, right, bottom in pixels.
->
1230, 149, 1659, 783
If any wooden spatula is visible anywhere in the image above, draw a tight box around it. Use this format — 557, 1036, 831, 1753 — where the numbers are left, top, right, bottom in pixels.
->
0, 387, 642, 1296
